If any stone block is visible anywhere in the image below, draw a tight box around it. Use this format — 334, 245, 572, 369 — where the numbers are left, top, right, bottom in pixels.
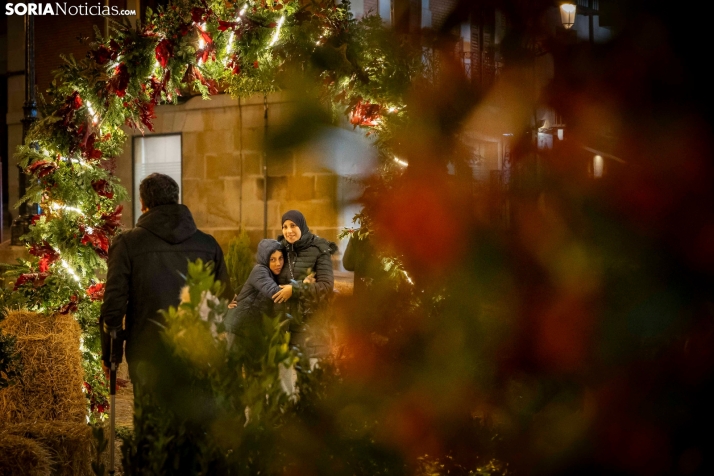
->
209, 229, 242, 252
314, 174, 337, 202
239, 200, 282, 234
183, 179, 238, 228
183, 111, 204, 132
182, 153, 205, 180
287, 175, 315, 201
246, 229, 265, 249
236, 126, 265, 150
182, 132, 198, 156
204, 109, 238, 131
196, 130, 235, 156
242, 200, 267, 228
242, 152, 263, 176
266, 150, 294, 177
277, 200, 337, 228
238, 104, 267, 127
172, 112, 187, 132
206, 153, 241, 179
267, 176, 288, 201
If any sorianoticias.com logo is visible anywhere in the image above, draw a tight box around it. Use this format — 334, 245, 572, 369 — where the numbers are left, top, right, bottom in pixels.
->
5, 3, 137, 16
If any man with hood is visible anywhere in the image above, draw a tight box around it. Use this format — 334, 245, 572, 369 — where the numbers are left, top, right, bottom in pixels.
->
99, 173, 229, 396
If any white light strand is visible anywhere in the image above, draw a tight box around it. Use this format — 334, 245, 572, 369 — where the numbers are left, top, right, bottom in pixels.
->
394, 157, 408, 167
61, 259, 82, 283
51, 202, 85, 216
268, 16, 285, 47
65, 157, 92, 168
402, 270, 414, 285
86, 100, 99, 125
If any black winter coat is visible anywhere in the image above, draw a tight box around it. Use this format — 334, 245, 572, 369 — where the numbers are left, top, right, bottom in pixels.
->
225, 240, 282, 334
100, 204, 229, 368
277, 231, 337, 326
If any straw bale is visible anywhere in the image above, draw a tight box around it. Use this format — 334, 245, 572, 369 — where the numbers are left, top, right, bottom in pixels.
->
0, 432, 53, 476
0, 311, 86, 424
4, 421, 93, 476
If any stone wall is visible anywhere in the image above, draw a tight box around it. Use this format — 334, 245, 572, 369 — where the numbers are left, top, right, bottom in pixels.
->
115, 93, 374, 268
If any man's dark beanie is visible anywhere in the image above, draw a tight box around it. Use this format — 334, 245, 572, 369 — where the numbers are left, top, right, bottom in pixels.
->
282, 210, 308, 235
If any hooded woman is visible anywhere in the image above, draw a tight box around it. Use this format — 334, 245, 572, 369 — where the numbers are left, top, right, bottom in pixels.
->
272, 210, 338, 356
225, 239, 284, 338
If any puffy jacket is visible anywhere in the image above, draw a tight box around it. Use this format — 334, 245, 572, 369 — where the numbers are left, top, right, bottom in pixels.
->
100, 204, 229, 367
225, 239, 283, 334
276, 231, 337, 325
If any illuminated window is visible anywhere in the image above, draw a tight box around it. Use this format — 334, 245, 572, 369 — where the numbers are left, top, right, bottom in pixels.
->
132, 134, 182, 224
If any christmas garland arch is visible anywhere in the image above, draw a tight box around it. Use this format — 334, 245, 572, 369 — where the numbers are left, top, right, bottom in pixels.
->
1, 0, 423, 418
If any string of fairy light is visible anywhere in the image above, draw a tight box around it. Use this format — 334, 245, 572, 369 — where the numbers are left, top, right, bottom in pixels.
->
22, 0, 412, 298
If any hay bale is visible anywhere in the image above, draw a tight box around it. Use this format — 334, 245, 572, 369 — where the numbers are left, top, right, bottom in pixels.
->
4, 421, 93, 476
0, 432, 53, 476
0, 311, 86, 424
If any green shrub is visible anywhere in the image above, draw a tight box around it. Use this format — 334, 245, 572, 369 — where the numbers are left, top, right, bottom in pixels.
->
224, 229, 254, 296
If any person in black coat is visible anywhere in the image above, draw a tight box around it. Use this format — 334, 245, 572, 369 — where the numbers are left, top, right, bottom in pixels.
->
273, 210, 337, 357
99, 173, 229, 396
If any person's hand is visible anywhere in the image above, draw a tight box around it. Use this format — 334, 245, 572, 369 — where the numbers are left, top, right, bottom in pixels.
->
272, 285, 292, 303
228, 295, 238, 309
303, 272, 316, 284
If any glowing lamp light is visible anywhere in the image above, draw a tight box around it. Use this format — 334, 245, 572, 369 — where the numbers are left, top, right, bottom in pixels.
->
593, 155, 604, 178
394, 157, 408, 167
560, 3, 576, 29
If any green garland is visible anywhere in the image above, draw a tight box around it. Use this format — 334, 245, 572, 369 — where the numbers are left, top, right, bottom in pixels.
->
0, 0, 425, 420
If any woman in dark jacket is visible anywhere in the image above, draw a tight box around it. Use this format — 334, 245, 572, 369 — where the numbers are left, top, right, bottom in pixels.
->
272, 210, 337, 356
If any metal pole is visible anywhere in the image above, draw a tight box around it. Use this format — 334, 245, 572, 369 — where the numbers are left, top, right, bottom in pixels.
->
588, 0, 595, 45
11, 14, 38, 245
108, 330, 118, 476
238, 97, 243, 226
263, 94, 268, 239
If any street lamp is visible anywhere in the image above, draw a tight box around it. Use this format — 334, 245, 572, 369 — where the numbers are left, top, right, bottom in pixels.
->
560, 3, 576, 29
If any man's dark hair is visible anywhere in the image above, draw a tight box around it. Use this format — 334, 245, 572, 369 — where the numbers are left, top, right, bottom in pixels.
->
139, 173, 179, 209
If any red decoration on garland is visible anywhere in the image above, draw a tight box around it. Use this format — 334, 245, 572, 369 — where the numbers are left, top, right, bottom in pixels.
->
191, 7, 206, 23
350, 99, 381, 127
139, 101, 157, 131
182, 65, 218, 95
27, 160, 58, 179
218, 20, 239, 31
99, 205, 123, 235
155, 38, 174, 68
80, 133, 103, 161
107, 63, 130, 98
227, 54, 241, 75
91, 44, 118, 65
14, 272, 49, 291
29, 242, 60, 273
57, 91, 83, 129
86, 282, 105, 301
58, 295, 79, 315
81, 227, 110, 260
92, 179, 114, 199
195, 27, 216, 64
